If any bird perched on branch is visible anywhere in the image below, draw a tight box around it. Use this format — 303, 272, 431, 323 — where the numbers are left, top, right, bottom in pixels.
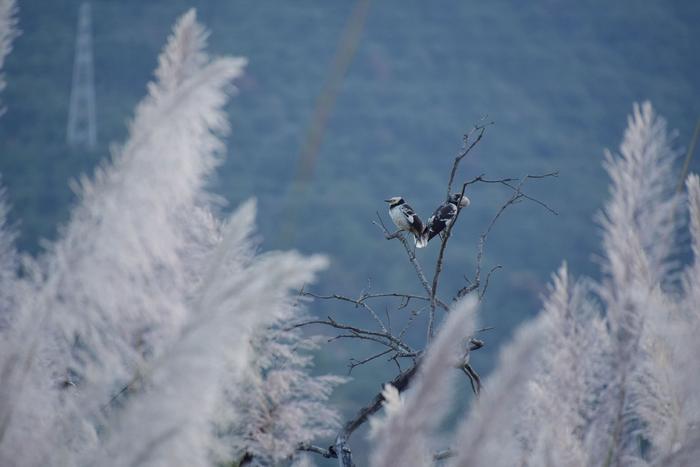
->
422, 193, 471, 244
385, 196, 427, 248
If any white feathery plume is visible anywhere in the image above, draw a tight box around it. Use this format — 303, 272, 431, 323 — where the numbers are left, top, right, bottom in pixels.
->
659, 438, 700, 467
515, 264, 610, 467
598, 101, 681, 290
586, 102, 680, 466
0, 0, 18, 112
0, 0, 18, 326
368, 384, 404, 440
443, 269, 607, 467
626, 291, 691, 464
683, 174, 700, 306
151, 9, 209, 99
0, 179, 17, 329
0, 5, 52, 467
370, 297, 477, 467
0, 9, 246, 465
0, 0, 17, 69
447, 314, 544, 467
44, 5, 246, 386
218, 299, 346, 465
80, 201, 328, 467
0, 0, 18, 327
290, 453, 317, 467
635, 175, 700, 464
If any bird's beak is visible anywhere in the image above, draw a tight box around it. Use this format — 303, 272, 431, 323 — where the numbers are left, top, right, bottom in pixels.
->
384, 199, 392, 203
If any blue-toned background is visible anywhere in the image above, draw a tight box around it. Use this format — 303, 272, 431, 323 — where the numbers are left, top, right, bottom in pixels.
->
1, 1, 698, 463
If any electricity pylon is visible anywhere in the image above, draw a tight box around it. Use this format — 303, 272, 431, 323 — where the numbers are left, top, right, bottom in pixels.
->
67, 2, 97, 149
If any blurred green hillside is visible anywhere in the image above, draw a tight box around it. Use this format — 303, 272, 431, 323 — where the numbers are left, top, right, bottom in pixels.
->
0, 1, 699, 462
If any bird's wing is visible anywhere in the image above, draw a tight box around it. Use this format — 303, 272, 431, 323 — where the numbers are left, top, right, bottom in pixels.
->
401, 203, 424, 234
424, 203, 457, 241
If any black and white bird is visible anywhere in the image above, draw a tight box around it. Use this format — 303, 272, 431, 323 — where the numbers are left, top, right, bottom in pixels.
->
422, 193, 471, 244
385, 196, 427, 248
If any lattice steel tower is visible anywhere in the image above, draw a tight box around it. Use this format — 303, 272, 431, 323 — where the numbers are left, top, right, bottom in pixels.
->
67, 2, 97, 149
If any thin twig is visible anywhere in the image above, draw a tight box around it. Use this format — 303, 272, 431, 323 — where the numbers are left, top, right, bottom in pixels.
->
302, 291, 388, 334
298, 443, 338, 459
478, 265, 502, 300
242, 443, 341, 466
462, 363, 482, 395
374, 213, 433, 297
454, 171, 558, 302
308, 290, 435, 306
398, 308, 426, 339
291, 318, 415, 355
445, 119, 493, 199
384, 305, 392, 333
348, 349, 393, 373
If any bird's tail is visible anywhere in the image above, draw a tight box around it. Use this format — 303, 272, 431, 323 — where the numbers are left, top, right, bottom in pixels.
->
415, 233, 428, 249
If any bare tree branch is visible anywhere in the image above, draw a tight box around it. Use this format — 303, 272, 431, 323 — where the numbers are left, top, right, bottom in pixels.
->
427, 122, 492, 342
453, 171, 558, 302
429, 135, 558, 342
462, 363, 482, 395
398, 308, 426, 340
348, 349, 394, 374
297, 126, 557, 467
290, 318, 416, 357
445, 119, 494, 199
335, 362, 420, 466
306, 290, 439, 309
462, 172, 559, 214
479, 265, 502, 300
298, 442, 338, 459
373, 213, 433, 298
302, 291, 389, 334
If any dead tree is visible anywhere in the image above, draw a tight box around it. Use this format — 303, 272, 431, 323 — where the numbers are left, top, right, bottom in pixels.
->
293, 122, 557, 467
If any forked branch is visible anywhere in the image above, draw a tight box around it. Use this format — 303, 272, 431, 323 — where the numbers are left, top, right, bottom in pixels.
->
301, 126, 557, 467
